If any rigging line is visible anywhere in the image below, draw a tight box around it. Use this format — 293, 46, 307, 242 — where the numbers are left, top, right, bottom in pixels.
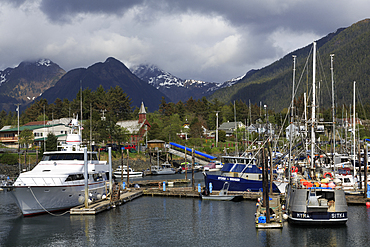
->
272, 53, 310, 150
294, 47, 312, 100
29, 187, 70, 217
355, 85, 367, 120
238, 139, 269, 177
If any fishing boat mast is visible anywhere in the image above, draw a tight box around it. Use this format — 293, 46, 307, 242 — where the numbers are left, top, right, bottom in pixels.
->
289, 55, 296, 180
330, 54, 335, 171
353, 81, 356, 177
310, 41, 317, 176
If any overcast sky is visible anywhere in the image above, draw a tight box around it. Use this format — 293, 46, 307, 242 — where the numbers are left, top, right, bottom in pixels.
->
0, 0, 369, 83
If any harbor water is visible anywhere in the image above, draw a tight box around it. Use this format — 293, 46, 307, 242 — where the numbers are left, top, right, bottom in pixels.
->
2, 175, 370, 246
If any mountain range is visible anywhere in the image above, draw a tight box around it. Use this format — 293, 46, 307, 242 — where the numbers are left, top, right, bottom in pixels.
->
130, 64, 242, 103
1, 18, 370, 114
37, 57, 170, 112
0, 59, 65, 112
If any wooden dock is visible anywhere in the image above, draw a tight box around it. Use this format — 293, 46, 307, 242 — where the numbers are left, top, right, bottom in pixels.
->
255, 195, 284, 229
130, 179, 189, 188
69, 187, 265, 216
70, 190, 143, 215
345, 194, 370, 205
143, 187, 263, 200
66, 187, 370, 216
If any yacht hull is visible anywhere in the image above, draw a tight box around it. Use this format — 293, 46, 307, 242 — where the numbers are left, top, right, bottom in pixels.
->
10, 182, 107, 216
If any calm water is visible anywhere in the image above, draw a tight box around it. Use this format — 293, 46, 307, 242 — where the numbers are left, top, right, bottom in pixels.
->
2, 178, 370, 246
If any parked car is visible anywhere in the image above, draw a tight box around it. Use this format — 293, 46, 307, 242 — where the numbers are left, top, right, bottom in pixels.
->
122, 144, 136, 151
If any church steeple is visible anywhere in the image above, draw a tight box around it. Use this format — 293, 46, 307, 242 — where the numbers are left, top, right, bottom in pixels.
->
138, 102, 146, 123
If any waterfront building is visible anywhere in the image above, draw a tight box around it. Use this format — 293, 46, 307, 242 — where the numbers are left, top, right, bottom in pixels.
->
116, 102, 151, 145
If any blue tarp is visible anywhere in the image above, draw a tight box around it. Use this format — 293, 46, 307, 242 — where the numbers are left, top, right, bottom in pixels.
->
169, 142, 217, 160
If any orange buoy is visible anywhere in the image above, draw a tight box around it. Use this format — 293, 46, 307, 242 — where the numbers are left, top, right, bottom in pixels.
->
366, 202, 370, 207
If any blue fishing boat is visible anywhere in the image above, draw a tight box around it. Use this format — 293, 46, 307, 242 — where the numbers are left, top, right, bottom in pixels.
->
204, 156, 286, 193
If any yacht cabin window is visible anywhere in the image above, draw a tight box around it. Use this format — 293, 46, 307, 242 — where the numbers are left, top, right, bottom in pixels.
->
65, 174, 84, 182
42, 153, 98, 161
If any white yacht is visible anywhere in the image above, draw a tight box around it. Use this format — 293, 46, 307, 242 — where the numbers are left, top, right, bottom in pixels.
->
9, 118, 110, 216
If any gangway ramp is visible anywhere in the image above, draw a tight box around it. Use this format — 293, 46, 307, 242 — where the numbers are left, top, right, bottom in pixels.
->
168, 142, 216, 166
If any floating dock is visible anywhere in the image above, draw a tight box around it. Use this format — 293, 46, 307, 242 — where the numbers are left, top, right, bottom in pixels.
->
143, 187, 263, 200
345, 194, 370, 205
131, 179, 189, 187
255, 195, 284, 229
70, 190, 143, 215
69, 186, 266, 216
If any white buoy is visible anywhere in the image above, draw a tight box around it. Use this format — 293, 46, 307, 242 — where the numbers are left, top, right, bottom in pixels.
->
78, 196, 85, 204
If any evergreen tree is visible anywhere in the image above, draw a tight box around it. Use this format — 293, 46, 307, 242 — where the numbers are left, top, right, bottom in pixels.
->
45, 132, 58, 151
19, 129, 34, 166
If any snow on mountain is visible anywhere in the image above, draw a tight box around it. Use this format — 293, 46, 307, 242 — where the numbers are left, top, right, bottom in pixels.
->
37, 58, 52, 67
131, 64, 245, 102
0, 68, 13, 86
131, 64, 185, 89
206, 74, 245, 93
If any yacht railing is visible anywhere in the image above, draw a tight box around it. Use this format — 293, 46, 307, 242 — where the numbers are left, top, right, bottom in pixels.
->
15, 177, 82, 186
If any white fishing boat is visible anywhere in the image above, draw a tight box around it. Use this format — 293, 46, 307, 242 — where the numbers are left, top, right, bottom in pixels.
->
151, 162, 176, 175
285, 42, 348, 225
201, 182, 243, 202
8, 118, 110, 216
114, 165, 143, 178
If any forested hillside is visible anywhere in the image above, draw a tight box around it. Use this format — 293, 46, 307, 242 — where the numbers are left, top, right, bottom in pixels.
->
209, 19, 370, 114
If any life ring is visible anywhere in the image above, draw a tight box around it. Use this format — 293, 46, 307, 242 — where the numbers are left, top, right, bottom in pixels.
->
324, 172, 332, 178
291, 166, 298, 173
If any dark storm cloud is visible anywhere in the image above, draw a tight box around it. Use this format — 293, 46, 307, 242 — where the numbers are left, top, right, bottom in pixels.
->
1, 0, 369, 83
39, 0, 145, 22
37, 0, 350, 36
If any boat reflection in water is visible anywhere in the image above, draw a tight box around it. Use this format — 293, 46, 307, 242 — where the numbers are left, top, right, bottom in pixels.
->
1, 191, 364, 247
